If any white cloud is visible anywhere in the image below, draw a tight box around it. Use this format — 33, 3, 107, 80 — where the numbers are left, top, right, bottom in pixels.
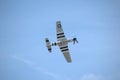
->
11, 55, 34, 65
11, 55, 45, 72
80, 73, 120, 80
80, 74, 105, 80
11, 55, 70, 80
44, 71, 71, 80
13, 55, 115, 80
44, 72, 59, 79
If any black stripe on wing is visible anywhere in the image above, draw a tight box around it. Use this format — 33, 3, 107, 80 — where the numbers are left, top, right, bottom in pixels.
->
60, 46, 69, 52
60, 46, 68, 49
62, 49, 69, 52
57, 35, 65, 39
57, 32, 64, 36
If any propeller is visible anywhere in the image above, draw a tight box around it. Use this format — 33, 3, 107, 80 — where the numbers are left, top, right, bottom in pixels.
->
73, 38, 78, 44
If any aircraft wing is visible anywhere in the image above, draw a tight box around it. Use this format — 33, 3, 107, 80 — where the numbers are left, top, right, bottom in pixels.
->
56, 21, 72, 62
56, 21, 67, 41
59, 45, 72, 62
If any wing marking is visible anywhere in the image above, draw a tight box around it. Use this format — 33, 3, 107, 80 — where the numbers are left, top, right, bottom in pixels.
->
59, 45, 72, 62
56, 21, 66, 41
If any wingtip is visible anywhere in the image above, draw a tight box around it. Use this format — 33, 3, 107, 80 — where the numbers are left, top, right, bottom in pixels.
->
67, 60, 72, 63
56, 21, 61, 23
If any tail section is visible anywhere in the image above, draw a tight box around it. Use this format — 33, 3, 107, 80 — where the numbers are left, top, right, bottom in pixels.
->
45, 38, 52, 53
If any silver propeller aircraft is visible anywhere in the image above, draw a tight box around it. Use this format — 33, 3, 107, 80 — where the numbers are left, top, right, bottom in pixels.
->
45, 21, 78, 63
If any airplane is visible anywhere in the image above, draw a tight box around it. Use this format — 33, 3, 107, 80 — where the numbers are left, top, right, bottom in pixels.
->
45, 21, 78, 63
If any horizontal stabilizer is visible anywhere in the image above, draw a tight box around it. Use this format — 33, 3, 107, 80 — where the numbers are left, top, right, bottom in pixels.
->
45, 38, 52, 52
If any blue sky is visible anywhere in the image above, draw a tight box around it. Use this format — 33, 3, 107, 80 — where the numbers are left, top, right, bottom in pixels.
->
0, 0, 120, 80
